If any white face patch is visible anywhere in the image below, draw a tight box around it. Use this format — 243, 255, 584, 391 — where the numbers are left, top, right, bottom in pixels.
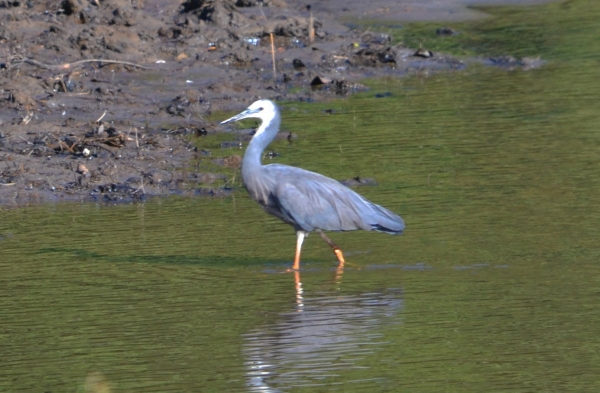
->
246, 100, 277, 137
247, 100, 274, 115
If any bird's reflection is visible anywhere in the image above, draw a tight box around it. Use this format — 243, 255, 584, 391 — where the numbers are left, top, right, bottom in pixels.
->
293, 270, 303, 310
243, 270, 403, 392
294, 266, 344, 310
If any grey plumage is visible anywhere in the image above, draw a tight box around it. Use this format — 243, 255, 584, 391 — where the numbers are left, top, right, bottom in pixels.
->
220, 99, 404, 270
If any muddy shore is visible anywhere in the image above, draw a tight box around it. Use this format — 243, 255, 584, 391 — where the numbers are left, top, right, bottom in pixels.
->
0, 0, 545, 207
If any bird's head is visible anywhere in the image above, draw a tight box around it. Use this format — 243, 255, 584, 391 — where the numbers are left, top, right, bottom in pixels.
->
220, 99, 277, 125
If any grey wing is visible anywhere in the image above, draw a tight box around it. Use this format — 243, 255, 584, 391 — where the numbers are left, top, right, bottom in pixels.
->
264, 165, 404, 234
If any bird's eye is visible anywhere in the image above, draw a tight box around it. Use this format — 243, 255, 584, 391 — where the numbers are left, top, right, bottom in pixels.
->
258, 107, 264, 111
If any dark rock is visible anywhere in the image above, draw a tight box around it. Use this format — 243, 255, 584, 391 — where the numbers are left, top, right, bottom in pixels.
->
60, 0, 79, 16
413, 48, 433, 58
292, 58, 306, 71
181, 0, 244, 28
436, 27, 456, 36
220, 51, 255, 67
352, 46, 396, 66
110, 7, 136, 26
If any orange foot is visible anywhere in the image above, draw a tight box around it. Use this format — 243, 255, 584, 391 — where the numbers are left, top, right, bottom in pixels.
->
334, 248, 346, 266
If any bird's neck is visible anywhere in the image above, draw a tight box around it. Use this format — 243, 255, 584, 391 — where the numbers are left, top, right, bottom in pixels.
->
242, 114, 281, 182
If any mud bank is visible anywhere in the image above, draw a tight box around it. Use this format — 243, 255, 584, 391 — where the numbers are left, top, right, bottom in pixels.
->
0, 0, 546, 207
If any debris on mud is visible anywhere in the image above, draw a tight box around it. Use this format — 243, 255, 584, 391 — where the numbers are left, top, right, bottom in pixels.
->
482, 56, 545, 71
340, 176, 378, 187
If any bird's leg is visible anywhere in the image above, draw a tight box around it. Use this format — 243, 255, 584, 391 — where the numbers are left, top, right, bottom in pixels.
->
292, 230, 306, 271
317, 230, 345, 268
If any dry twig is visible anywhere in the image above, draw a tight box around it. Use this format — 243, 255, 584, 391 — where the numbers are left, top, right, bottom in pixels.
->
270, 33, 276, 79
8, 55, 153, 71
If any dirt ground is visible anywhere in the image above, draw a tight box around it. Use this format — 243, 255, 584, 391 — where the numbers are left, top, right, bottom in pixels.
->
0, 0, 547, 207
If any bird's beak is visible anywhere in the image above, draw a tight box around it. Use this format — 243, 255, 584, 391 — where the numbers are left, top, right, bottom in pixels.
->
220, 108, 260, 125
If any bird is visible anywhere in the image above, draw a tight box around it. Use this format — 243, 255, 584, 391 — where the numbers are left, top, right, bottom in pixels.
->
220, 99, 404, 271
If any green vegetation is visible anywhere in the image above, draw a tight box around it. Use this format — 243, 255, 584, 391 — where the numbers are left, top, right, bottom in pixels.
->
371, 0, 600, 60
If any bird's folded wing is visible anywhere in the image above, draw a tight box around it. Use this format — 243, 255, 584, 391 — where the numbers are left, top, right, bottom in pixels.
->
275, 181, 368, 232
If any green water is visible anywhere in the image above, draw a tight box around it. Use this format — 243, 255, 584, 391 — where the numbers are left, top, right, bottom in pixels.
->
2, 1, 600, 391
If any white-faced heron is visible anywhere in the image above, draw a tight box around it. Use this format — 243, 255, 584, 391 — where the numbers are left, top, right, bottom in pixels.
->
220, 99, 404, 270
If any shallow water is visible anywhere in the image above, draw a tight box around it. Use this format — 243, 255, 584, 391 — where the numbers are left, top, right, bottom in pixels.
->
2, 1, 600, 392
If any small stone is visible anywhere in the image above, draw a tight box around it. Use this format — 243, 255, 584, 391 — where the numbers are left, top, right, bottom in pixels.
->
77, 163, 90, 176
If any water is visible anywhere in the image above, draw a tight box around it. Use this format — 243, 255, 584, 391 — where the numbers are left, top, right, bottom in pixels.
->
244, 286, 403, 392
2, 1, 600, 391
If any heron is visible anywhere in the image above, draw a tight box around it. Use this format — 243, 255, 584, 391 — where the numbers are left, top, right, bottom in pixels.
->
220, 99, 404, 271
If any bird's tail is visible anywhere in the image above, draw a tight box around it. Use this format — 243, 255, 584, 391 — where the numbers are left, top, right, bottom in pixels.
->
368, 202, 405, 234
